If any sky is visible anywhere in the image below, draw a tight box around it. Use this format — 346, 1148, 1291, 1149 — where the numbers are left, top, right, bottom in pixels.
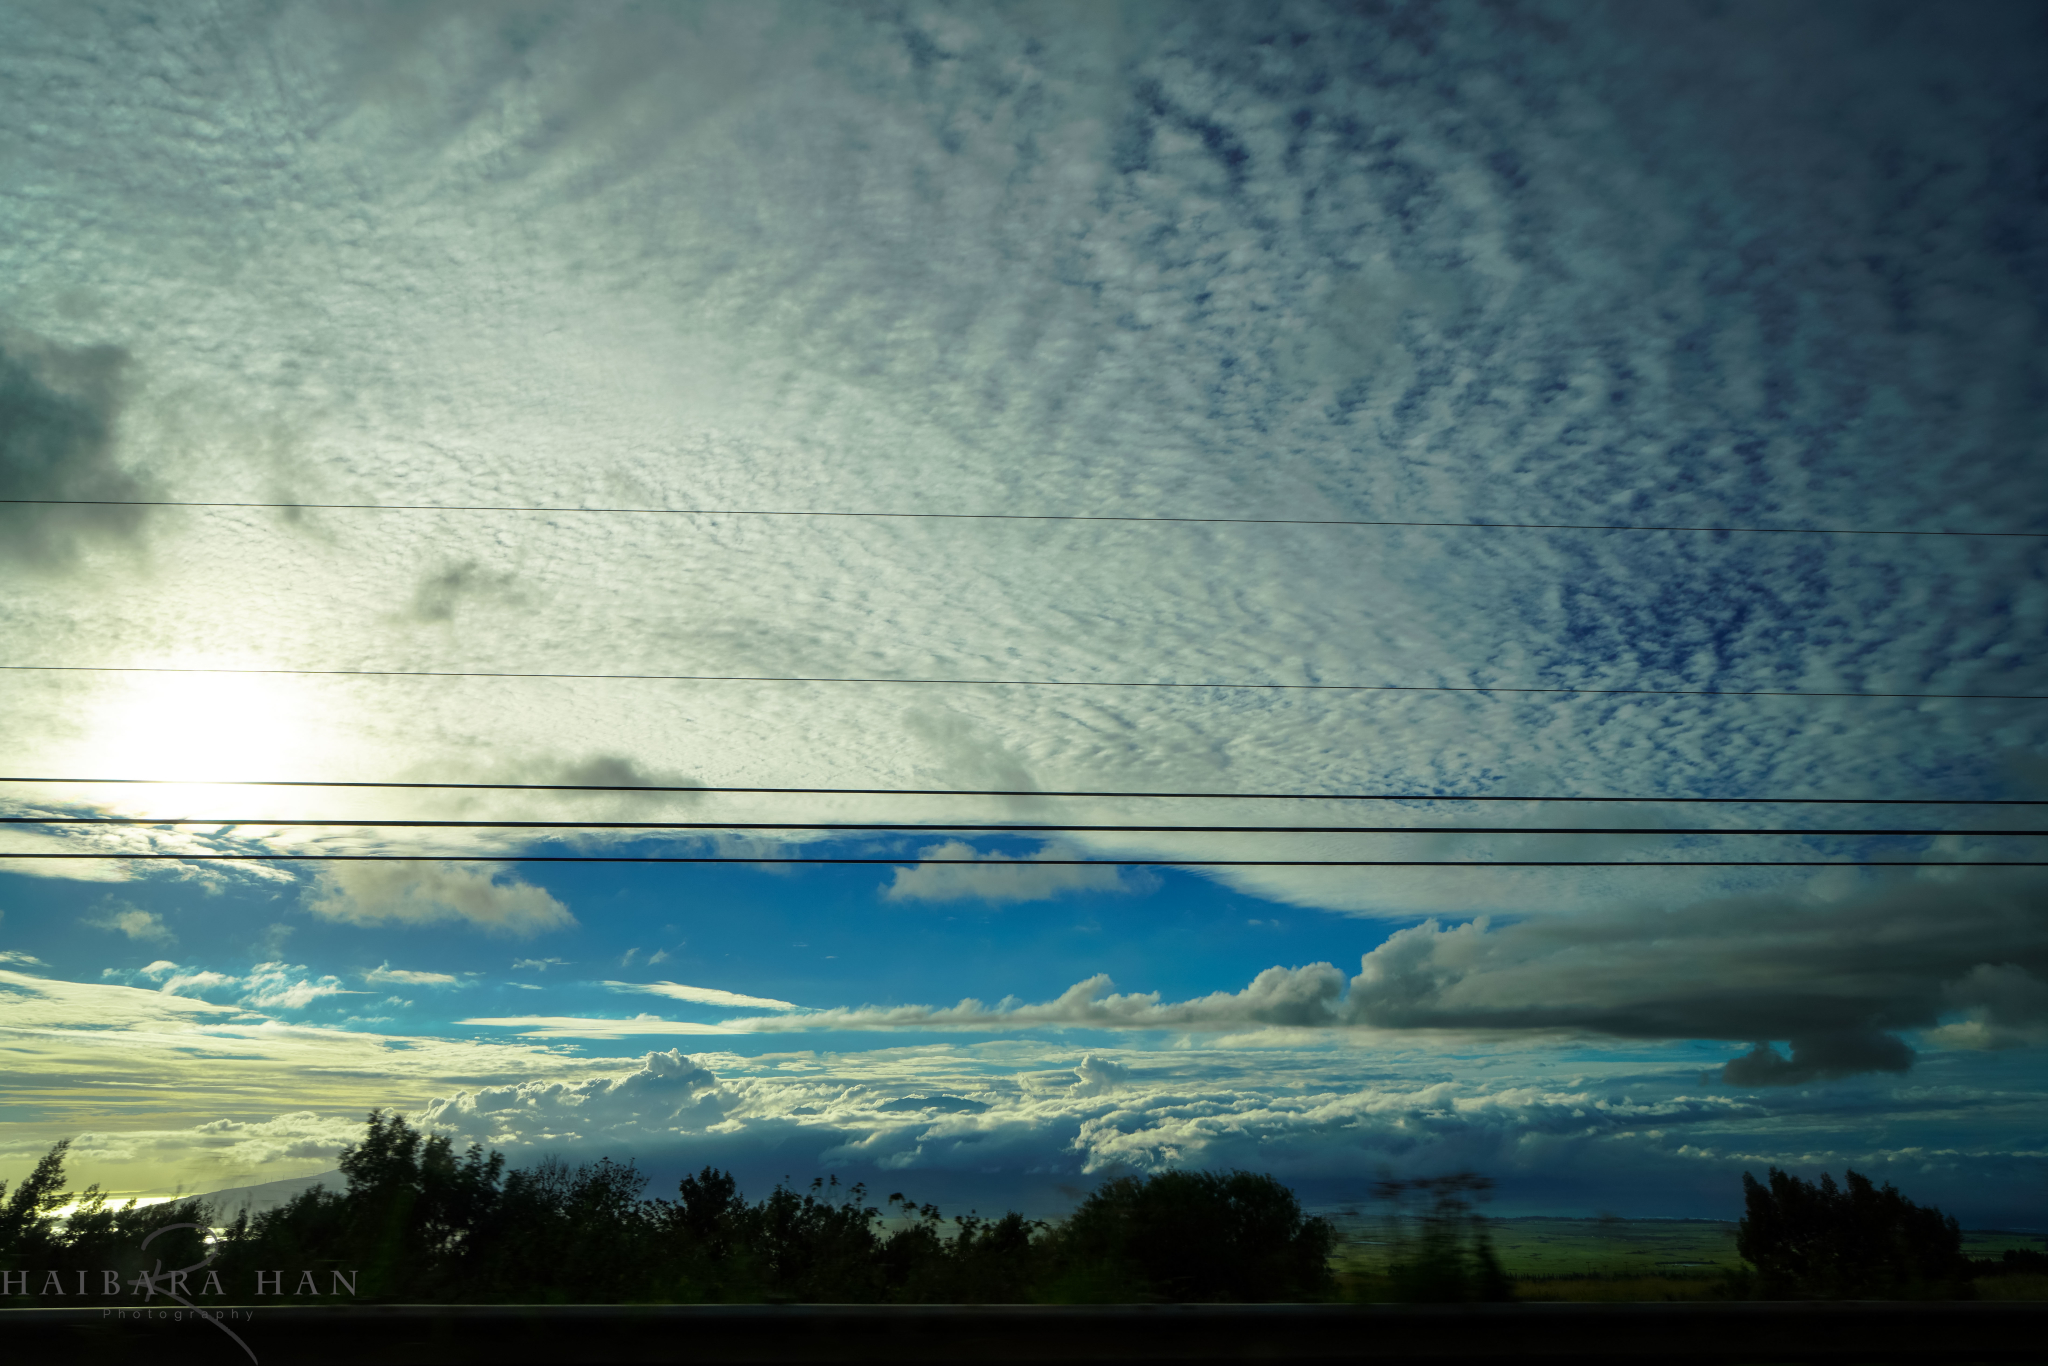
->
1, 0, 2045, 1227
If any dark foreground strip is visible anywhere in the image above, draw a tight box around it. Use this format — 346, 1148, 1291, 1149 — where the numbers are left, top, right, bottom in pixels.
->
6, 1302, 2045, 1366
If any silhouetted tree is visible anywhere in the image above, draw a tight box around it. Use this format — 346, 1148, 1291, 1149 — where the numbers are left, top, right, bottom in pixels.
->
1040, 1170, 1336, 1302
1, 1139, 214, 1302
8, 1120, 1347, 1304
1736, 1167, 1971, 1299
1367, 1172, 1512, 1303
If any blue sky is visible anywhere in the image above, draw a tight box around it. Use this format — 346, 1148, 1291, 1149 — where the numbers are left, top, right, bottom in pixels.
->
1, 0, 2045, 1226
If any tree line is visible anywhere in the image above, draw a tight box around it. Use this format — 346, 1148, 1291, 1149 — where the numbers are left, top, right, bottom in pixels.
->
0, 1111, 2020, 1303
1, 1112, 1335, 1304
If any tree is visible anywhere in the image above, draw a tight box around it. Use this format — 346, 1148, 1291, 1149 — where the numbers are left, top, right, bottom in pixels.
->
214, 1109, 507, 1300
0, 1139, 71, 1260
1041, 1169, 1335, 1302
1736, 1167, 1971, 1299
1366, 1172, 1512, 1303
2, 1139, 213, 1299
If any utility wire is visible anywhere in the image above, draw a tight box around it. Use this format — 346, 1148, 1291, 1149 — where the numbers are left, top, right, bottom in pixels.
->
6, 817, 2042, 835
2, 777, 2040, 804
4, 496, 2042, 538
1, 663, 2037, 702
1, 853, 2041, 867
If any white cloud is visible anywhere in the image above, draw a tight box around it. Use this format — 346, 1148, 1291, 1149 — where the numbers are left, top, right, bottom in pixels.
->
134, 960, 356, 1012
512, 958, 571, 972
456, 1015, 744, 1038
0, 951, 47, 969
239, 963, 356, 1011
1072, 1054, 1134, 1097
305, 863, 574, 937
159, 970, 237, 998
742, 965, 1349, 1034
363, 963, 463, 988
0, 969, 639, 1191
399, 1048, 2048, 1224
83, 898, 174, 944
884, 842, 1150, 905
604, 980, 799, 1011
422, 1048, 728, 1139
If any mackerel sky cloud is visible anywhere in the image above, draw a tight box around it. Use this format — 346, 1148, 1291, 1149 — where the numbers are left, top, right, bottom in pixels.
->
0, 1, 2043, 1224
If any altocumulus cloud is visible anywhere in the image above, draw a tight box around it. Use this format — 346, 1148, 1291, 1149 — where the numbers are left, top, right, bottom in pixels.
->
305, 862, 574, 937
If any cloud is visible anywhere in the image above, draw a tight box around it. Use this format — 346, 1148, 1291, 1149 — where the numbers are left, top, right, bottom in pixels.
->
1720, 1034, 1915, 1088
1336, 874, 2048, 1080
83, 897, 173, 944
512, 958, 571, 972
883, 842, 1152, 905
239, 963, 356, 1011
363, 963, 463, 988
159, 970, 237, 998
405, 559, 520, 623
457, 1015, 744, 1038
305, 863, 575, 937
741, 965, 1348, 1034
0, 334, 150, 569
742, 872, 2048, 1082
136, 960, 356, 1011
2, 0, 2044, 1228
0, 951, 47, 970
604, 980, 798, 1011
395, 1047, 2048, 1225
552, 755, 696, 792
422, 1049, 729, 1138
1925, 964, 2048, 1051
1072, 1055, 1135, 1097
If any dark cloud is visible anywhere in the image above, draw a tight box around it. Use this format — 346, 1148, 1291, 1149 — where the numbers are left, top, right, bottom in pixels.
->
1343, 872, 2048, 1081
1720, 1032, 1915, 1088
406, 560, 519, 622
554, 754, 686, 789
0, 335, 149, 568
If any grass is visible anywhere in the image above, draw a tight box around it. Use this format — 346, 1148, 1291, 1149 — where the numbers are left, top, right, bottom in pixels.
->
1320, 1214, 2048, 1302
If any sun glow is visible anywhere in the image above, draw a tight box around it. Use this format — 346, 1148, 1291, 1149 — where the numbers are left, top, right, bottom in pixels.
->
73, 673, 328, 815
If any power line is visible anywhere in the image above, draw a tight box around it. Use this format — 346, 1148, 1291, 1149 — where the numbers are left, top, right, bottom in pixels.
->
2, 777, 2040, 804
2, 663, 2038, 702
4, 496, 2042, 538
7, 817, 2041, 835
1, 853, 2041, 867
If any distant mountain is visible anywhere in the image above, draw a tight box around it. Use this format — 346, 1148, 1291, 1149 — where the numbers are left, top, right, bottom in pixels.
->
190, 1170, 339, 1221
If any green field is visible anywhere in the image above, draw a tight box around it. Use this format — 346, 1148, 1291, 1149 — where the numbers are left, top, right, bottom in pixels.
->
1320, 1213, 2048, 1281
